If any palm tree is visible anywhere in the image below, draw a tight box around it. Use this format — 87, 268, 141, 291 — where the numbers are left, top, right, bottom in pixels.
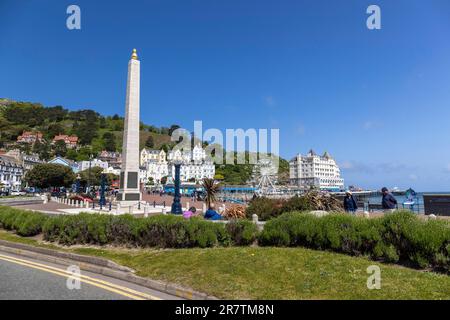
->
201, 178, 220, 209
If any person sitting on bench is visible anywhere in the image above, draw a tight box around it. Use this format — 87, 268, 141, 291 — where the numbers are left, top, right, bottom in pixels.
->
204, 203, 222, 220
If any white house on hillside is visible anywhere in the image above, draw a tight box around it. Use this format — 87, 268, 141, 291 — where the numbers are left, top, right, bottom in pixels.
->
140, 145, 215, 184
78, 159, 108, 172
167, 145, 214, 182
0, 155, 23, 191
140, 148, 166, 166
48, 157, 79, 173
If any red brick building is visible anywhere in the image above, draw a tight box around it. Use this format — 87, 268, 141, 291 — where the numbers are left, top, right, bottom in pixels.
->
53, 134, 78, 149
17, 131, 43, 144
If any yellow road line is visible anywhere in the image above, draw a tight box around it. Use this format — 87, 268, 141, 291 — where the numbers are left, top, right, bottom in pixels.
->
0, 253, 160, 300
0, 253, 161, 300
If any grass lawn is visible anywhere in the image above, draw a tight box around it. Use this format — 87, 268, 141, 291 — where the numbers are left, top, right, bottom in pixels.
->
0, 230, 449, 300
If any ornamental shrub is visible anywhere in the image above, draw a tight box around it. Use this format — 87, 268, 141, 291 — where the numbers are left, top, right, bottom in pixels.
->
259, 210, 450, 271
16, 213, 48, 236
226, 219, 258, 246
245, 197, 284, 221
0, 207, 48, 236
2, 206, 449, 271
279, 196, 312, 215
133, 215, 229, 248
105, 214, 137, 246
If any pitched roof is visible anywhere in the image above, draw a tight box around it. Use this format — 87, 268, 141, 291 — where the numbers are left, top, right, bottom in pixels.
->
0, 155, 22, 167
142, 148, 164, 154
53, 135, 78, 143
48, 156, 76, 166
323, 151, 331, 158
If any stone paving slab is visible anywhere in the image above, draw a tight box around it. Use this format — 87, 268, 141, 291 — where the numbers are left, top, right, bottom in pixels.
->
15, 202, 72, 213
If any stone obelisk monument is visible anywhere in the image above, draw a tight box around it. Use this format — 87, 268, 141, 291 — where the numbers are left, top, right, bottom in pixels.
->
117, 49, 141, 204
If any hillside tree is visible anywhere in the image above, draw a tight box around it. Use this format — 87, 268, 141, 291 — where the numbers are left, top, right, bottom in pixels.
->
25, 164, 75, 188
145, 135, 155, 148
102, 132, 116, 151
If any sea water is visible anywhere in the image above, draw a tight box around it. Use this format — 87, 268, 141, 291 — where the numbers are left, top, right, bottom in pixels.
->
366, 192, 449, 214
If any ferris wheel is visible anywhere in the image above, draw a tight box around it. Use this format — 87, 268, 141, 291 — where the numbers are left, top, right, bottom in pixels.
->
252, 158, 278, 194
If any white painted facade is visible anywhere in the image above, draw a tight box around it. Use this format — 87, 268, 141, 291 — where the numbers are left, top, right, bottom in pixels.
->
0, 156, 23, 191
5, 149, 44, 173
167, 145, 215, 182
167, 145, 207, 164
144, 160, 169, 184
167, 148, 192, 163
104, 166, 121, 176
141, 145, 215, 183
140, 148, 166, 166
78, 159, 109, 172
289, 150, 344, 191
140, 148, 168, 184
141, 145, 214, 184
167, 160, 215, 182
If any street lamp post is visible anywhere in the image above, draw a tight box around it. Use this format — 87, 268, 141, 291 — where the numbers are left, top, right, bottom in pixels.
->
171, 162, 182, 214
75, 174, 81, 194
87, 154, 93, 195
99, 173, 106, 208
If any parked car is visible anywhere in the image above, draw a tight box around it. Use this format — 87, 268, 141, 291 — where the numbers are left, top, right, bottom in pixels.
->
10, 191, 27, 196
71, 195, 93, 203
25, 187, 40, 194
51, 191, 61, 197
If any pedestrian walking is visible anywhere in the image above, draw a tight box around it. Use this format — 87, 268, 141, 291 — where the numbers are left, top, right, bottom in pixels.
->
381, 187, 397, 213
343, 191, 358, 214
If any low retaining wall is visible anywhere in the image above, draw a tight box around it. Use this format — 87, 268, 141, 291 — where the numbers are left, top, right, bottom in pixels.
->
210, 216, 266, 231
0, 196, 45, 207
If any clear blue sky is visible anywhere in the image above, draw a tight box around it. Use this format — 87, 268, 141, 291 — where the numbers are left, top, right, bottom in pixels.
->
1, 0, 450, 191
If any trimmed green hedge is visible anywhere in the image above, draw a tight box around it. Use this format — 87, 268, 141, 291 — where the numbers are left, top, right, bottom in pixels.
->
1, 207, 449, 272
225, 219, 258, 246
259, 211, 450, 271
0, 207, 256, 248
0, 207, 49, 236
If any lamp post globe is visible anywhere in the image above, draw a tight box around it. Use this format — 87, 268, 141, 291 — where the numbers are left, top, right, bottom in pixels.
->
99, 173, 106, 207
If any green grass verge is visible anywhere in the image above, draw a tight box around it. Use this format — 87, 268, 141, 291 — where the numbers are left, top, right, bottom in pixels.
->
0, 230, 448, 299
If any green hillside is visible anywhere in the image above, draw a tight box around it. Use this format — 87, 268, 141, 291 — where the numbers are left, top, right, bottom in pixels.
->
0, 98, 176, 161
0, 98, 289, 184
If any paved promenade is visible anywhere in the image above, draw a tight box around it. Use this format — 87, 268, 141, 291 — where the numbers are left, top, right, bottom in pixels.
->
141, 193, 230, 211
14, 202, 73, 214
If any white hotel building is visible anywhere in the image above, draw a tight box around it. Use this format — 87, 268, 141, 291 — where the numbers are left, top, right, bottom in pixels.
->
289, 150, 344, 191
167, 145, 215, 182
140, 149, 169, 184
140, 145, 215, 184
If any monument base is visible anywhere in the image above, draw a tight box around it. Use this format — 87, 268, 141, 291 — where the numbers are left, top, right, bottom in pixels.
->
116, 192, 141, 204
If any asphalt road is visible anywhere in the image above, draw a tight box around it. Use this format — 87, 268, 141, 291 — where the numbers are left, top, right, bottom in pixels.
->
0, 250, 181, 300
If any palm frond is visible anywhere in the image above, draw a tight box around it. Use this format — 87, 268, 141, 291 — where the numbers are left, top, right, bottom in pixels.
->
201, 178, 220, 209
